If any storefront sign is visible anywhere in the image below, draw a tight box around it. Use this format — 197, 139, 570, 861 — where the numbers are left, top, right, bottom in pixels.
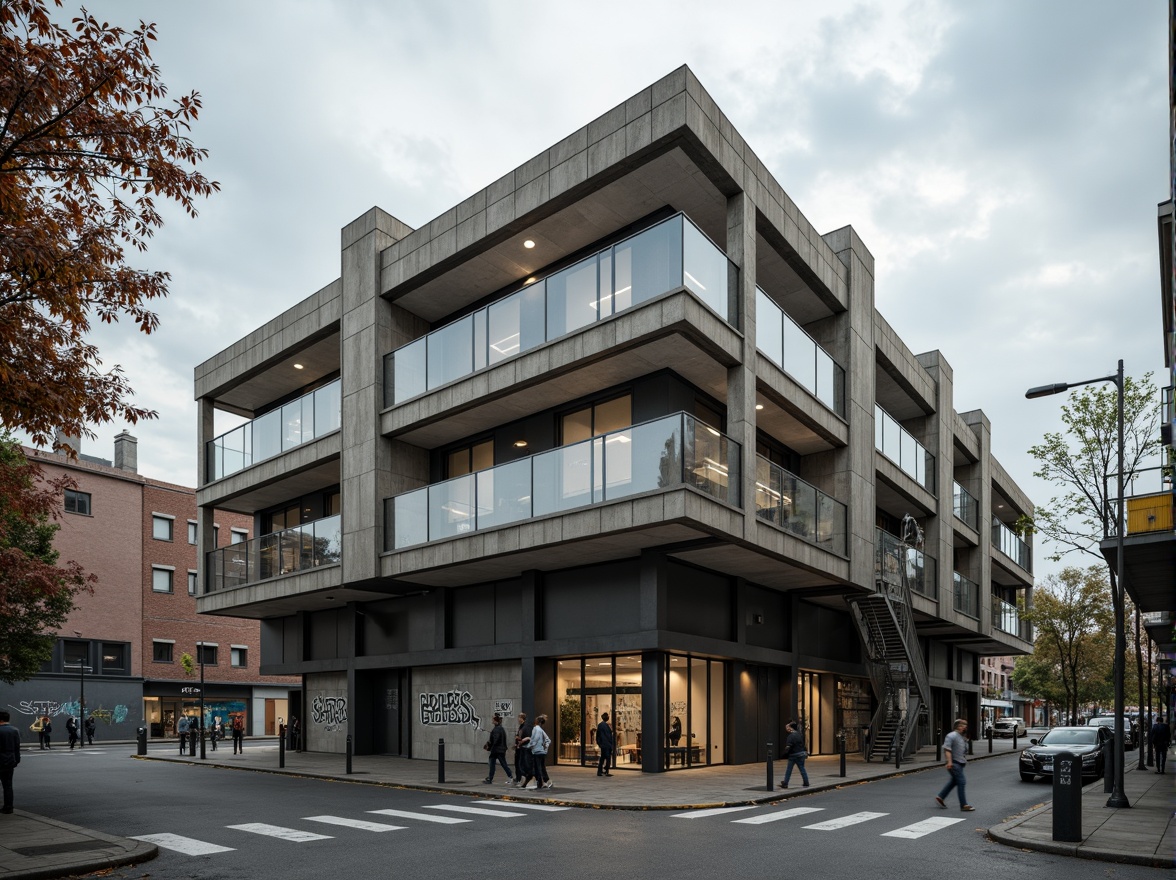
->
181, 687, 202, 695
419, 690, 480, 728
493, 699, 513, 717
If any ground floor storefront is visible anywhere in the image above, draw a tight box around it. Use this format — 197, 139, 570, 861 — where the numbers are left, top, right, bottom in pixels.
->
142, 682, 291, 738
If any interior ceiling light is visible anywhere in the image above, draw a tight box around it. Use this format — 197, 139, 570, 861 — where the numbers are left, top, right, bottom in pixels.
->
524, 239, 535, 249
755, 403, 764, 410
293, 363, 305, 370
514, 440, 528, 448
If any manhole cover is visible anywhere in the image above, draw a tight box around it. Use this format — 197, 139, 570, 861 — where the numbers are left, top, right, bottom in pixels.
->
13, 841, 108, 857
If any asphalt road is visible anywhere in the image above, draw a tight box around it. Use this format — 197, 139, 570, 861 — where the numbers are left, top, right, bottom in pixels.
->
15, 743, 1160, 880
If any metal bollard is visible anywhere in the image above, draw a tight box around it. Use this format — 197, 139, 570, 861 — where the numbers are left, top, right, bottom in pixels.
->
895, 729, 902, 770
967, 734, 973, 756
279, 724, 285, 769
136, 726, 147, 756
1052, 751, 1082, 842
935, 727, 943, 763
839, 732, 846, 778
190, 730, 197, 757
988, 727, 994, 753
438, 737, 446, 783
766, 742, 774, 791
346, 734, 353, 775
1013, 729, 1018, 750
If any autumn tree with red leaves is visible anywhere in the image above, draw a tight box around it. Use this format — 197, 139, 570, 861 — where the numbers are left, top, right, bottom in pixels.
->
0, 0, 218, 451
0, 436, 94, 683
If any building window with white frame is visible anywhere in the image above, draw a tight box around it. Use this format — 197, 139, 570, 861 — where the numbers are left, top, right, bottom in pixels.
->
230, 528, 248, 544
188, 521, 197, 544
188, 570, 198, 595
151, 566, 174, 593
231, 646, 247, 668
152, 514, 174, 541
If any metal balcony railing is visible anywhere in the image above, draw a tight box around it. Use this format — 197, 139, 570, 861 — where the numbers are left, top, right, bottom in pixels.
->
205, 514, 341, 593
953, 481, 978, 530
991, 595, 1031, 641
953, 571, 980, 618
875, 528, 937, 599
755, 288, 846, 417
991, 519, 1032, 572
754, 457, 846, 554
874, 405, 935, 492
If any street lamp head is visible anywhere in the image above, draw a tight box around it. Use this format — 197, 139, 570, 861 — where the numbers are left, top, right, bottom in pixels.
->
1025, 382, 1070, 399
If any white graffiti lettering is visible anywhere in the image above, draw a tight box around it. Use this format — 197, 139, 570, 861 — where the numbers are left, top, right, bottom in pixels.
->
15, 699, 62, 717
311, 696, 347, 731
419, 690, 480, 728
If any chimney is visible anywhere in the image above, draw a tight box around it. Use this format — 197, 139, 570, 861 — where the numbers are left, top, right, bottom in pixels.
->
114, 431, 138, 473
54, 429, 81, 457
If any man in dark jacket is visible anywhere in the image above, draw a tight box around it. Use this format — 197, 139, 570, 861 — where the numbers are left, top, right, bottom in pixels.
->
483, 713, 512, 784
1151, 716, 1171, 774
66, 715, 78, 750
596, 712, 615, 776
0, 711, 22, 813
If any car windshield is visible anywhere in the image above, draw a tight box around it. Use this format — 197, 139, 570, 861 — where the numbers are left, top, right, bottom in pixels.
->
1039, 729, 1097, 745
1089, 718, 1115, 727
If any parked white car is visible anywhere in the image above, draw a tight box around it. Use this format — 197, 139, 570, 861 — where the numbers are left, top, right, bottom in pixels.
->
993, 717, 1026, 737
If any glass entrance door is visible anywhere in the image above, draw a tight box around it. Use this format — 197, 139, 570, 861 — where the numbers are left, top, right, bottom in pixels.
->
555, 655, 643, 770
666, 654, 725, 768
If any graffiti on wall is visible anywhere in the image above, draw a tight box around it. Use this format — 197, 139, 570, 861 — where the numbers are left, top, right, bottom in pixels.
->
419, 690, 480, 728
9, 700, 128, 724
311, 695, 347, 731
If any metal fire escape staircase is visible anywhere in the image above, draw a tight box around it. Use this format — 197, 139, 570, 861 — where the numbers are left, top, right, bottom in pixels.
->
848, 515, 931, 762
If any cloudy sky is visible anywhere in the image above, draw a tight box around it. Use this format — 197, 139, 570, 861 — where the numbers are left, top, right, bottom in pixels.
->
34, 1, 1169, 579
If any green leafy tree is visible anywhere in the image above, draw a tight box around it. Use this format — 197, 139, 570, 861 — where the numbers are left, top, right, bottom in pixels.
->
0, 436, 93, 683
1010, 654, 1066, 716
1021, 567, 1115, 724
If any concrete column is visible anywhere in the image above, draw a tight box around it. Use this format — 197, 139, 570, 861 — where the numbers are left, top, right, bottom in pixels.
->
961, 410, 994, 631
725, 192, 757, 534
915, 351, 956, 611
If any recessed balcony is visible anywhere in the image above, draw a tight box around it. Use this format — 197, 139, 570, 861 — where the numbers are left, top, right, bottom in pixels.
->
754, 456, 846, 555
205, 514, 341, 593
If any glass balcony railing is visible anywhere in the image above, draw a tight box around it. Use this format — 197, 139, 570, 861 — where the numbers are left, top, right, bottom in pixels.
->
874, 405, 934, 492
953, 571, 979, 618
755, 288, 845, 417
385, 413, 740, 550
992, 595, 1031, 641
384, 214, 734, 407
953, 481, 978, 530
754, 456, 846, 554
992, 519, 1032, 572
875, 528, 937, 599
205, 514, 341, 593
206, 378, 342, 482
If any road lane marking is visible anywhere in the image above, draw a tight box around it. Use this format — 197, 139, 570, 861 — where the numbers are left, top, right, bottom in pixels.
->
368, 809, 471, 824
672, 806, 759, 819
303, 815, 406, 832
130, 833, 235, 855
803, 811, 889, 830
226, 823, 332, 842
881, 817, 966, 838
472, 801, 571, 811
424, 804, 527, 817
733, 807, 826, 825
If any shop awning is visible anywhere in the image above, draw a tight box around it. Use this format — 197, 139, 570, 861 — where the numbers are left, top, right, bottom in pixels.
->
981, 699, 1014, 709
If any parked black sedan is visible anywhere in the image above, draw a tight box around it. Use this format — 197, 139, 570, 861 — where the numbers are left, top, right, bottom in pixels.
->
1018, 726, 1111, 782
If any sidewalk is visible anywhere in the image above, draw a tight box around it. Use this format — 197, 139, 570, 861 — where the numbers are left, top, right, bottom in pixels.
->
1, 736, 1170, 877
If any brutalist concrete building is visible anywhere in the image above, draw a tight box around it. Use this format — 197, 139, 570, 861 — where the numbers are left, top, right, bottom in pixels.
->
195, 66, 1035, 772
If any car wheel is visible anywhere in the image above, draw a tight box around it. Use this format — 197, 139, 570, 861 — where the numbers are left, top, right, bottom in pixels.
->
1019, 771, 1035, 782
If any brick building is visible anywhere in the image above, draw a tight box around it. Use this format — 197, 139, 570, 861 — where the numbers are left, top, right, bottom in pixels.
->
0, 433, 295, 742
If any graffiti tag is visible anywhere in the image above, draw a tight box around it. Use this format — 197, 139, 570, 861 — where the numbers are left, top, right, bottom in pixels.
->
419, 690, 480, 728
311, 696, 347, 731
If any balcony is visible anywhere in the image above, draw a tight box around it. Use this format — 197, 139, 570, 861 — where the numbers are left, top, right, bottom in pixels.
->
874, 405, 935, 492
206, 378, 342, 482
385, 413, 739, 550
755, 288, 845, 417
875, 528, 937, 599
953, 571, 979, 618
992, 519, 1032, 572
992, 595, 1031, 641
205, 514, 341, 593
953, 481, 978, 530
755, 457, 846, 555
383, 213, 734, 408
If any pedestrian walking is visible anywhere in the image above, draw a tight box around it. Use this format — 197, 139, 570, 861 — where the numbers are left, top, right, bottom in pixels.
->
779, 720, 810, 788
518, 714, 553, 790
211, 716, 223, 751
483, 713, 513, 784
512, 712, 533, 787
84, 716, 96, 745
66, 715, 78, 750
596, 712, 614, 776
37, 716, 51, 750
177, 714, 190, 754
1150, 716, 1171, 774
0, 711, 21, 814
935, 718, 974, 811
231, 713, 245, 754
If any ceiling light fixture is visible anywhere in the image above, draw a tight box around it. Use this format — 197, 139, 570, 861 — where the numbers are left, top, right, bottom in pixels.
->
524, 240, 535, 249
755, 404, 764, 411
513, 440, 528, 448
293, 363, 304, 370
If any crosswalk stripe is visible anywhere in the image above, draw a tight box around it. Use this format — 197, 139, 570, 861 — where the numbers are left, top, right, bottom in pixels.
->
226, 823, 333, 842
424, 804, 527, 818
472, 801, 571, 811
130, 833, 235, 855
733, 807, 825, 825
881, 817, 966, 838
368, 809, 471, 824
302, 815, 407, 832
672, 806, 759, 819
803, 811, 889, 830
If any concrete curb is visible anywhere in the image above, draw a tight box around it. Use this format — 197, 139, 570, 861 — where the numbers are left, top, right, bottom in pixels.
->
2, 810, 157, 880
987, 803, 1175, 869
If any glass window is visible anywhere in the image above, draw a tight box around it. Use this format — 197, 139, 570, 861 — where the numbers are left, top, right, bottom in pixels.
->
427, 315, 474, 390
561, 407, 594, 445
152, 568, 173, 593
546, 255, 601, 339
613, 219, 681, 310
756, 289, 783, 367
187, 521, 197, 544
64, 489, 91, 515
152, 641, 173, 663
252, 409, 281, 461
593, 396, 631, 436
187, 571, 198, 595
196, 644, 218, 665
231, 647, 247, 668
487, 293, 523, 365
313, 379, 342, 437
231, 529, 248, 544
447, 439, 494, 477
282, 399, 304, 450
63, 640, 87, 666
782, 313, 816, 392
393, 338, 427, 404
152, 515, 173, 541
101, 643, 125, 673
682, 220, 729, 319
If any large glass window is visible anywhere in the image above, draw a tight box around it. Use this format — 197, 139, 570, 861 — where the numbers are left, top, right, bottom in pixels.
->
555, 655, 645, 770
101, 643, 126, 673
666, 654, 724, 768
152, 567, 173, 594
447, 439, 494, 478
561, 395, 632, 445
152, 515, 173, 541
64, 489, 91, 515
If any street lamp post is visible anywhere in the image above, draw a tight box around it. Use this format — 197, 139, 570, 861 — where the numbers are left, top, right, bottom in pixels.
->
1026, 359, 1130, 808
198, 641, 206, 760
65, 631, 91, 750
